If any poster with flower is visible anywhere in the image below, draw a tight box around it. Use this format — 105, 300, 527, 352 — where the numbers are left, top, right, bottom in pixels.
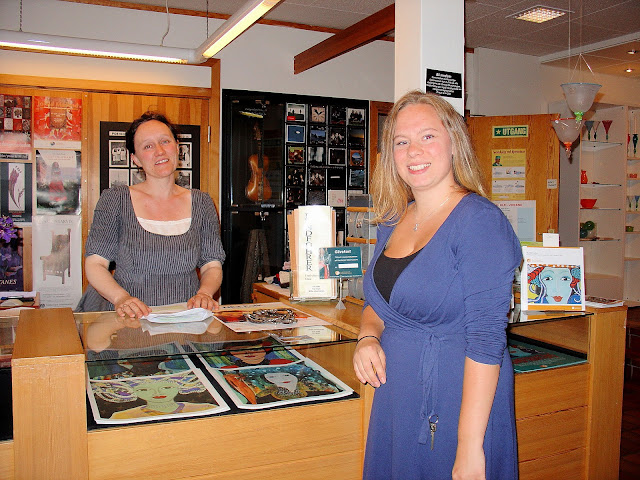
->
0, 218, 23, 291
0, 94, 32, 161
0, 162, 32, 222
33, 96, 82, 149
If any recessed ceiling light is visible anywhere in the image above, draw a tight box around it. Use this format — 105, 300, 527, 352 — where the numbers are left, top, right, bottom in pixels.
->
510, 6, 569, 23
626, 68, 634, 73
628, 49, 637, 55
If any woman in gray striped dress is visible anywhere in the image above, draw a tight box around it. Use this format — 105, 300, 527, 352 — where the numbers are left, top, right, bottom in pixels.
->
77, 112, 225, 318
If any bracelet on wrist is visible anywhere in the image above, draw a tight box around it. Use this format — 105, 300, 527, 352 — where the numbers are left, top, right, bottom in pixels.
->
357, 335, 380, 346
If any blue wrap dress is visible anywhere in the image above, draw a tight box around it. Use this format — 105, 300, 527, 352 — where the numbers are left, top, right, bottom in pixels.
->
363, 194, 522, 480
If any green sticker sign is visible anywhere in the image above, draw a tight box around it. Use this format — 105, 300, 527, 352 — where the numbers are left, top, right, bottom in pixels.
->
492, 125, 529, 138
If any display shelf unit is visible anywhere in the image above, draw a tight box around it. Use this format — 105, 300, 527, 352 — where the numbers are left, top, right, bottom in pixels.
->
565, 103, 636, 301
626, 107, 640, 301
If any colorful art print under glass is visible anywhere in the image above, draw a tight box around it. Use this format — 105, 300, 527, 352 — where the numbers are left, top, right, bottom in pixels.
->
33, 96, 82, 149
88, 369, 230, 424
210, 361, 353, 409
197, 341, 302, 369
0, 94, 32, 161
508, 337, 586, 373
87, 354, 195, 381
0, 162, 33, 222
0, 226, 24, 291
35, 149, 81, 215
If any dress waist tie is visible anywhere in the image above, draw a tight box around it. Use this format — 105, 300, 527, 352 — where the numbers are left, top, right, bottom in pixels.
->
418, 334, 441, 445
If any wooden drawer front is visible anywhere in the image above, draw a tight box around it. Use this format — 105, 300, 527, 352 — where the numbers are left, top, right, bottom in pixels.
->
519, 448, 585, 480
515, 364, 589, 418
516, 407, 587, 462
89, 399, 362, 480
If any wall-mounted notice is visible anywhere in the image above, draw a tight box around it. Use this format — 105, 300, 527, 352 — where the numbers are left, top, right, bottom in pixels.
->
491, 148, 526, 200
425, 69, 462, 98
494, 200, 536, 243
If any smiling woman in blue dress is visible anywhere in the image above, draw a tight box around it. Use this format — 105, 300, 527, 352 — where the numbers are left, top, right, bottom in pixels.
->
77, 112, 225, 318
353, 91, 522, 480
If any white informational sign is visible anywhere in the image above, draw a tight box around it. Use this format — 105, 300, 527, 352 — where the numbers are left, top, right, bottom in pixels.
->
32, 215, 82, 308
494, 200, 536, 243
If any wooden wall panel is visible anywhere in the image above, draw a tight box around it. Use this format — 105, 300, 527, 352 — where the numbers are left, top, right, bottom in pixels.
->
467, 114, 559, 241
1, 71, 219, 291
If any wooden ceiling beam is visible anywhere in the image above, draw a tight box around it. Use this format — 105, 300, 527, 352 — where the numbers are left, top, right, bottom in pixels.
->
294, 4, 394, 75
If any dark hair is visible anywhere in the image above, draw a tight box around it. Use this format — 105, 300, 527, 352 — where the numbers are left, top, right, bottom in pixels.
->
125, 112, 180, 155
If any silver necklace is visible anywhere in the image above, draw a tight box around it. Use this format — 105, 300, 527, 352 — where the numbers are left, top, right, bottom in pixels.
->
413, 195, 452, 232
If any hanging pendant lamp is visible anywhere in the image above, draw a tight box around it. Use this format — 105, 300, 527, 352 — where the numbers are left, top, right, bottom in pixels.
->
561, 82, 601, 121
551, 117, 583, 159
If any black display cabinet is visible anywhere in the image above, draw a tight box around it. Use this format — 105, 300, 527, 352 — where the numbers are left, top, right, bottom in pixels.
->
221, 90, 368, 303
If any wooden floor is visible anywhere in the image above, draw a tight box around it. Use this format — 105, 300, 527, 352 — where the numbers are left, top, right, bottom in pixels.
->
620, 379, 640, 479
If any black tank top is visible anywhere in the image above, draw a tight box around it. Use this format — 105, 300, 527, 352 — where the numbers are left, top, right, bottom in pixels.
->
373, 249, 421, 303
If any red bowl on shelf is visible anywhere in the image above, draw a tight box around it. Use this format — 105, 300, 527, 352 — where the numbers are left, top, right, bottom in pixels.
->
580, 198, 597, 209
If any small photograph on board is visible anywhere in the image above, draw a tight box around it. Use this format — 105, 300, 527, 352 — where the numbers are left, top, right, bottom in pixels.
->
286, 103, 306, 122
175, 170, 192, 189
349, 169, 365, 188
328, 190, 346, 208
287, 145, 305, 164
130, 169, 146, 186
329, 148, 346, 166
329, 127, 346, 147
309, 168, 326, 187
286, 166, 305, 187
286, 187, 304, 206
108, 168, 129, 188
307, 188, 326, 205
178, 142, 192, 169
348, 128, 365, 148
309, 106, 326, 123
309, 126, 327, 145
347, 108, 366, 126
349, 149, 365, 167
330, 105, 346, 125
308, 146, 325, 165
326, 168, 346, 189
108, 140, 128, 167
286, 124, 305, 143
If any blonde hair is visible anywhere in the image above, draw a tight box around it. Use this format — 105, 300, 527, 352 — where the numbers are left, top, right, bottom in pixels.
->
370, 90, 486, 224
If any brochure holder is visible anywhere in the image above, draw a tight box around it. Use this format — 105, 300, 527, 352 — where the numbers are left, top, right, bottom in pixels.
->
287, 206, 337, 301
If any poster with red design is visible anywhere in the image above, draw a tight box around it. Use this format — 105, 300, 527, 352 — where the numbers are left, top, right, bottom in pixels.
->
33, 96, 82, 149
0, 94, 32, 161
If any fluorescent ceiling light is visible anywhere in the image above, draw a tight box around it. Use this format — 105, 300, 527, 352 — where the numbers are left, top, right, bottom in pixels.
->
0, 0, 279, 64
194, 0, 280, 60
0, 30, 194, 64
511, 6, 568, 23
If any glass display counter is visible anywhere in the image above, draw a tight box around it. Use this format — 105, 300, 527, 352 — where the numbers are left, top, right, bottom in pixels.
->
0, 303, 627, 480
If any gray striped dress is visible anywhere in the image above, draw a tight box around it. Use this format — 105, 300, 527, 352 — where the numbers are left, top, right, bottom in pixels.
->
76, 185, 225, 312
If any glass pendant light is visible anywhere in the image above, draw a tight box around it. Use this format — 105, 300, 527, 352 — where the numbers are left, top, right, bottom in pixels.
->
551, 117, 583, 159
561, 82, 601, 121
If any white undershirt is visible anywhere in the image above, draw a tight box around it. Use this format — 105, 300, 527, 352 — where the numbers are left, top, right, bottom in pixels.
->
137, 217, 191, 236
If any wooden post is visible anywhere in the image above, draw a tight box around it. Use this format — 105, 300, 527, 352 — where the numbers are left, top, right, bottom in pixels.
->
11, 308, 88, 480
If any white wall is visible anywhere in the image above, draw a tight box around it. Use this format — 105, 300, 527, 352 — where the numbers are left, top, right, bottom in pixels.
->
0, 0, 394, 102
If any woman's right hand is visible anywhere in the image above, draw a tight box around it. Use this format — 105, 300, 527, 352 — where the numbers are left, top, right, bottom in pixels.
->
114, 295, 151, 319
353, 336, 387, 388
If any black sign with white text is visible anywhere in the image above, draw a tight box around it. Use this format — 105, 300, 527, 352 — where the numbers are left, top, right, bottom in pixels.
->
425, 69, 463, 98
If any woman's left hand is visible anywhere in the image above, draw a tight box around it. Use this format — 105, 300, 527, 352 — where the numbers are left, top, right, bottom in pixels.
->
452, 444, 486, 480
187, 291, 218, 311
